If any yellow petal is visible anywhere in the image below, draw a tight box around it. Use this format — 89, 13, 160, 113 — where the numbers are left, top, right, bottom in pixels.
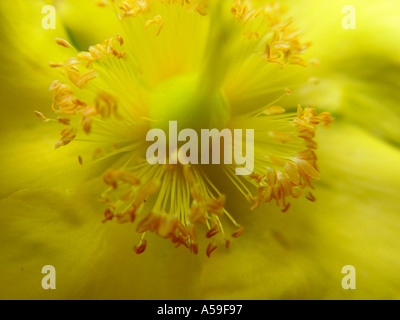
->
199, 123, 400, 299
55, 0, 121, 50
281, 0, 400, 144
0, 0, 72, 123
0, 183, 205, 299
0, 121, 85, 198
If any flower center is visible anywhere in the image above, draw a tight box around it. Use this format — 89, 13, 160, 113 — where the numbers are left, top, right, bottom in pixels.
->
38, 0, 334, 257
149, 73, 231, 134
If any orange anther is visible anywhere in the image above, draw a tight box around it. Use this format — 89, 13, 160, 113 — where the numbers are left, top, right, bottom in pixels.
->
102, 208, 114, 223
281, 203, 291, 213
55, 38, 72, 48
232, 226, 245, 238
133, 240, 147, 254
306, 192, 316, 202
206, 243, 218, 258
206, 225, 220, 238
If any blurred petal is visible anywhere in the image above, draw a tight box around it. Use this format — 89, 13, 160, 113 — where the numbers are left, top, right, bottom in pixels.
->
200, 123, 400, 299
283, 0, 400, 144
0, 122, 87, 198
54, 0, 121, 50
0, 0, 71, 124
0, 182, 204, 299
282, 0, 400, 59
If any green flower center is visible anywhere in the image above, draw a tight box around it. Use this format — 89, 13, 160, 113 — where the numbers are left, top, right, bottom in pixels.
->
149, 73, 231, 134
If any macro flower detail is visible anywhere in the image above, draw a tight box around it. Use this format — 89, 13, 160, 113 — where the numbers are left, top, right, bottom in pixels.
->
37, 0, 332, 256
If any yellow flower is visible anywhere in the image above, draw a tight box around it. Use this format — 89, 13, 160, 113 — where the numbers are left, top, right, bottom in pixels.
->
39, 0, 334, 256
0, 0, 399, 300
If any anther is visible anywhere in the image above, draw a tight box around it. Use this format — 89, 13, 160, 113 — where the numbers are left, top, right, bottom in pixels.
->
133, 240, 147, 254
55, 38, 73, 49
232, 226, 245, 238
206, 243, 218, 258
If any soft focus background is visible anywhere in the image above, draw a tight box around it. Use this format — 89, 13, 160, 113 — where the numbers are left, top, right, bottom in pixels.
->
0, 0, 400, 299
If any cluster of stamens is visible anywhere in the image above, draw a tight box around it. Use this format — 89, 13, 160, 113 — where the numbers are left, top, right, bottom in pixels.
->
37, 0, 332, 256
244, 105, 332, 212
231, 0, 311, 67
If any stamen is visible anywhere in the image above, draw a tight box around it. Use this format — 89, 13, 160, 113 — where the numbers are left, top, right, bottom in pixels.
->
55, 128, 76, 149
232, 226, 245, 238
306, 192, 316, 202
133, 239, 147, 254
206, 243, 218, 258
263, 106, 286, 116
34, 111, 49, 122
55, 37, 73, 49
41, 0, 333, 257
144, 15, 165, 36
